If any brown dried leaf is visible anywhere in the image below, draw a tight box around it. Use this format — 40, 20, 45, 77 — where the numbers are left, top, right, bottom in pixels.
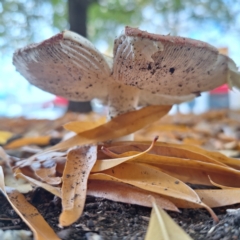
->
59, 145, 97, 227
89, 163, 218, 221
105, 142, 229, 167
87, 179, 179, 212
64, 117, 106, 133
34, 105, 172, 153
0, 167, 60, 240
34, 164, 62, 185
134, 154, 240, 187
92, 137, 158, 172
104, 149, 239, 187
4, 136, 51, 149
145, 198, 193, 240
110, 151, 240, 187
0, 148, 32, 193
15, 169, 61, 197
196, 189, 240, 208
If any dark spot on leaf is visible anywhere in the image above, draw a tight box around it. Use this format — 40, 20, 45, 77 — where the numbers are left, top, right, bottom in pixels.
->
147, 63, 152, 70
169, 67, 175, 74
193, 91, 201, 97
151, 69, 156, 75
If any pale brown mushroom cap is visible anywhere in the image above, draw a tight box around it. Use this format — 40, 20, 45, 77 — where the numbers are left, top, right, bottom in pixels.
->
13, 31, 112, 101
13, 27, 239, 115
113, 26, 236, 96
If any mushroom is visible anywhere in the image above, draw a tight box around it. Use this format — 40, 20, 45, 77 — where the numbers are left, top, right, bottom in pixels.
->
13, 27, 240, 140
113, 27, 240, 98
13, 31, 140, 140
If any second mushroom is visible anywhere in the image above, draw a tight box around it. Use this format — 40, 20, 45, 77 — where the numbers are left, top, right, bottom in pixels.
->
13, 27, 240, 139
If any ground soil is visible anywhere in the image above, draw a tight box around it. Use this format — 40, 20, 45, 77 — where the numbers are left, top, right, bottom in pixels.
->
1, 187, 240, 240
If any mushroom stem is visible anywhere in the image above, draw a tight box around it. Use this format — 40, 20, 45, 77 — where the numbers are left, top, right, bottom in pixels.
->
107, 82, 140, 141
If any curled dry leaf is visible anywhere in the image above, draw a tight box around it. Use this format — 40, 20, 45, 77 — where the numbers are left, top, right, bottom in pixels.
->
60, 145, 97, 227
143, 124, 192, 133
51, 105, 171, 152
15, 169, 61, 198
87, 179, 179, 212
63, 116, 106, 133
14, 151, 67, 172
92, 136, 158, 172
105, 142, 229, 167
0, 147, 32, 193
133, 142, 240, 170
134, 154, 240, 187
196, 189, 240, 208
89, 163, 218, 221
21, 105, 171, 161
145, 197, 193, 240
107, 151, 240, 187
34, 163, 62, 185
4, 136, 51, 149
100, 142, 240, 186
0, 167, 60, 240
152, 142, 240, 169
208, 176, 234, 189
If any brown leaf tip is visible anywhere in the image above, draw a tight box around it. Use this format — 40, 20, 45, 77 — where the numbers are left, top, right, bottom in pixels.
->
153, 136, 159, 143
40, 32, 64, 46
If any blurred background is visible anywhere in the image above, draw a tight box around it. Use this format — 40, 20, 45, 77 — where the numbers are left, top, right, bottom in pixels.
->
0, 0, 240, 119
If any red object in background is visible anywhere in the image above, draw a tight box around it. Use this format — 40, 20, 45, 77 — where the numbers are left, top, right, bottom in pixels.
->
42, 97, 68, 108
53, 97, 69, 106
210, 84, 229, 94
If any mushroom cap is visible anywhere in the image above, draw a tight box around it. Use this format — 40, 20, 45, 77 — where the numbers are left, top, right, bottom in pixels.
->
13, 27, 239, 109
13, 30, 112, 101
113, 26, 232, 96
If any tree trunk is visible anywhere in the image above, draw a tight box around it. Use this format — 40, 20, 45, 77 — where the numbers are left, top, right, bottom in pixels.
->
67, 0, 92, 113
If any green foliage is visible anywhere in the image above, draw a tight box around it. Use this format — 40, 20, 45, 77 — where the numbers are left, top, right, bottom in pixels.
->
88, 0, 146, 43
0, 0, 239, 53
87, 0, 239, 49
0, 0, 68, 53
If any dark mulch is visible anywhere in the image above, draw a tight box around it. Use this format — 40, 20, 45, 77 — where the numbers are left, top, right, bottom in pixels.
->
1, 188, 240, 240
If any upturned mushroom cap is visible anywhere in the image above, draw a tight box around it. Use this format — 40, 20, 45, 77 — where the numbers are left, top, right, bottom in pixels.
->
13, 30, 112, 101
113, 26, 239, 96
13, 27, 240, 115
